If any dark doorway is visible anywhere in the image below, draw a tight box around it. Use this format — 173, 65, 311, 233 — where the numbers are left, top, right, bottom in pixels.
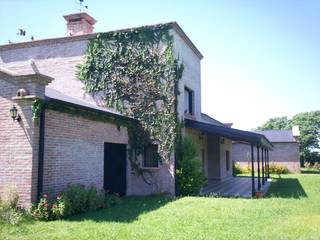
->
104, 143, 127, 196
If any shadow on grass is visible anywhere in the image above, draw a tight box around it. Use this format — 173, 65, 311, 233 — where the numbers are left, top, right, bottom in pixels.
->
66, 194, 173, 223
265, 178, 307, 199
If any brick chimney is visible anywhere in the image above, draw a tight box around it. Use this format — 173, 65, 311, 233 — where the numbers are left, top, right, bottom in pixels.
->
63, 12, 97, 36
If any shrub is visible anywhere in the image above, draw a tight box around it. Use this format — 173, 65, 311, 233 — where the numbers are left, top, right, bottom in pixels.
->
313, 162, 320, 171
31, 185, 117, 221
269, 163, 289, 174
176, 137, 206, 196
105, 193, 122, 207
0, 185, 19, 209
86, 187, 106, 211
233, 162, 242, 175
0, 185, 25, 225
233, 163, 251, 175
0, 205, 24, 225
60, 184, 88, 215
31, 194, 52, 221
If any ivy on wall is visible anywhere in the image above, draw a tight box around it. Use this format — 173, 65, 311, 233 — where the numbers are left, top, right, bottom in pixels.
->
32, 98, 44, 124
76, 24, 184, 177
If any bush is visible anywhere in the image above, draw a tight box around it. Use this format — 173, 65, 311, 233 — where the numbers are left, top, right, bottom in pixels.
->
0, 185, 25, 225
176, 137, 206, 196
233, 162, 242, 175
0, 185, 19, 209
269, 163, 289, 174
31, 185, 120, 221
0, 205, 24, 225
304, 161, 320, 172
233, 163, 251, 175
31, 194, 52, 221
60, 184, 89, 216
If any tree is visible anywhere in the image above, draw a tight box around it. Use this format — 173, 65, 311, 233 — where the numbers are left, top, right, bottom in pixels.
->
256, 111, 320, 162
256, 116, 291, 130
176, 137, 206, 196
291, 111, 320, 161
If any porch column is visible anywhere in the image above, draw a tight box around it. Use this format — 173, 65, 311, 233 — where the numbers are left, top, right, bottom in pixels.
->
261, 147, 265, 185
267, 149, 270, 178
251, 144, 255, 197
264, 149, 268, 181
257, 146, 261, 191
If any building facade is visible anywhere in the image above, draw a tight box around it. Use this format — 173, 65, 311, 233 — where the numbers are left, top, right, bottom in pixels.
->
232, 129, 300, 172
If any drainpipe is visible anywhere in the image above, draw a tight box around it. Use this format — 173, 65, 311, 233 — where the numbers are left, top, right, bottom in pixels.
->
37, 101, 47, 200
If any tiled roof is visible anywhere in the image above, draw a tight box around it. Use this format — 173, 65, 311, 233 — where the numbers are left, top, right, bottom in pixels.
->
201, 113, 226, 127
45, 88, 132, 120
255, 130, 297, 143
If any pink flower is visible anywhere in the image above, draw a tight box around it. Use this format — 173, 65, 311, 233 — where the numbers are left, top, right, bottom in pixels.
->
43, 194, 48, 198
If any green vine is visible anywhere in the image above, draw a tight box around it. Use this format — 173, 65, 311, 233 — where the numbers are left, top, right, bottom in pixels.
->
32, 98, 45, 124
76, 24, 184, 179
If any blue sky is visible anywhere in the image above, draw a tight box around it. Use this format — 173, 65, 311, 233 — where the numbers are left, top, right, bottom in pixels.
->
1, 0, 319, 130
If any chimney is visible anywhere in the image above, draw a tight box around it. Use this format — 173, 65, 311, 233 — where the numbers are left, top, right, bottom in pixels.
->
292, 126, 300, 137
63, 12, 97, 36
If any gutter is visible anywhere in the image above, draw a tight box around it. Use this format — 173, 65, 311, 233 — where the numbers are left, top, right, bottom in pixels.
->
37, 101, 46, 200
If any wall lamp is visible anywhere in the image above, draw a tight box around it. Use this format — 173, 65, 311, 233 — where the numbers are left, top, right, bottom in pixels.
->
9, 105, 21, 122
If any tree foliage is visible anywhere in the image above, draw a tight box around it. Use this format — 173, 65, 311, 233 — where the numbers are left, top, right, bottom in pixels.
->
176, 137, 206, 196
256, 111, 320, 161
256, 116, 291, 131
292, 111, 320, 159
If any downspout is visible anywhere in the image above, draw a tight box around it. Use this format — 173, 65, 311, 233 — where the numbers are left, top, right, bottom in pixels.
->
37, 101, 47, 200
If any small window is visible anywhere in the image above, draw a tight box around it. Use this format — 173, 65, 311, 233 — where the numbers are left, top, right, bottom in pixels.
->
184, 87, 194, 115
226, 150, 230, 171
143, 144, 159, 168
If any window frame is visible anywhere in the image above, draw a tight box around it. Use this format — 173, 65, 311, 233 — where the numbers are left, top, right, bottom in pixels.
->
142, 144, 159, 169
184, 86, 194, 116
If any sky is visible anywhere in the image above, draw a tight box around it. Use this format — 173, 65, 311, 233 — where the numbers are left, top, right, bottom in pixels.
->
0, 0, 319, 130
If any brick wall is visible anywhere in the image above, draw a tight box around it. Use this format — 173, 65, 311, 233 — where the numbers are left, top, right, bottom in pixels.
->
0, 77, 40, 207
43, 109, 175, 198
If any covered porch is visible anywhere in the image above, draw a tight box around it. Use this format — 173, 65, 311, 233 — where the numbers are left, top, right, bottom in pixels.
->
185, 119, 273, 197
201, 177, 271, 197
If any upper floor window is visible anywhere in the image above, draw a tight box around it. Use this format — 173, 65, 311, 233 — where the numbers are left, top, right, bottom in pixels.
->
143, 144, 159, 168
184, 87, 194, 115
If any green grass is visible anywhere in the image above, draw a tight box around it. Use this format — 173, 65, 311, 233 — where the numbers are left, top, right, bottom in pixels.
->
1, 171, 320, 240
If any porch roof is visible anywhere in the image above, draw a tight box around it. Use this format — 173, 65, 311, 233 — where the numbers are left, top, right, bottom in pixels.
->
185, 119, 273, 149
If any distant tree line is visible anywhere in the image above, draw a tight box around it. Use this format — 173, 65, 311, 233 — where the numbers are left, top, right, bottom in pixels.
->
256, 111, 320, 164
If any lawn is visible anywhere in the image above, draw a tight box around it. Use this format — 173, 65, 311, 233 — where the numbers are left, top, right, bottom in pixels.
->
1, 170, 319, 240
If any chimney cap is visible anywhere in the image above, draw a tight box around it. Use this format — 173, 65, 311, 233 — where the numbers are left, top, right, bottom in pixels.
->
63, 12, 97, 25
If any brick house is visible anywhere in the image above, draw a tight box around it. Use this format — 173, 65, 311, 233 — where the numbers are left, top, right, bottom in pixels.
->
232, 129, 300, 172
0, 12, 273, 207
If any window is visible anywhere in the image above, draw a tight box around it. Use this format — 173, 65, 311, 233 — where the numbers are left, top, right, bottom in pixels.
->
143, 144, 159, 168
184, 87, 194, 115
226, 150, 230, 171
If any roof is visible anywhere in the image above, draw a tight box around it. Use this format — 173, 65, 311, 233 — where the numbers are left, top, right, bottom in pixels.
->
201, 113, 225, 127
0, 22, 203, 59
0, 65, 53, 84
185, 119, 273, 149
45, 88, 134, 122
255, 130, 297, 143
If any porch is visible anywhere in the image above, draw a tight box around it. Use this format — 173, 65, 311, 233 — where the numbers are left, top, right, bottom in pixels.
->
185, 118, 274, 198
201, 177, 272, 198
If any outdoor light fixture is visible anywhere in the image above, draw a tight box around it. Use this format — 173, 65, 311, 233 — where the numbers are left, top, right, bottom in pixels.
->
9, 105, 21, 122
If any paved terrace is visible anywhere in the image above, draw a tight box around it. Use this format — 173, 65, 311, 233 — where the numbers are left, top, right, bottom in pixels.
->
201, 177, 272, 198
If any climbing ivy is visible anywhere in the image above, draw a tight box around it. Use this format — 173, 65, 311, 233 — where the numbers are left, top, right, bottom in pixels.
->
32, 98, 45, 124
76, 24, 184, 177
